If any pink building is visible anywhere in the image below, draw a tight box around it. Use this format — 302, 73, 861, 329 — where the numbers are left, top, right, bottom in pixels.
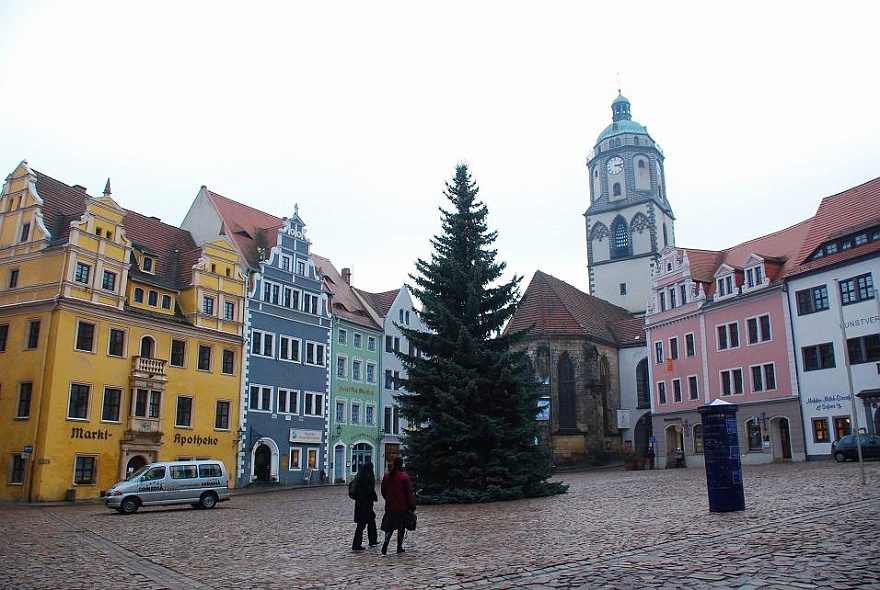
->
645, 220, 811, 467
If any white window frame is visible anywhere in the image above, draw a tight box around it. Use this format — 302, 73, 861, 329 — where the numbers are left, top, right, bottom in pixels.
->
249, 385, 273, 412
74, 261, 91, 284
351, 401, 361, 425
251, 330, 275, 358
668, 336, 679, 360
720, 368, 744, 396
279, 335, 301, 363
685, 332, 696, 357
365, 404, 375, 426
654, 341, 663, 364
746, 314, 772, 345
67, 383, 91, 420
338, 329, 347, 345
687, 375, 699, 401
74, 319, 97, 353
366, 362, 377, 384
304, 391, 324, 417
352, 358, 362, 382
277, 388, 299, 414
302, 292, 319, 315
336, 355, 347, 379
335, 399, 347, 423
367, 336, 376, 352
716, 322, 740, 351
305, 341, 326, 367
750, 362, 777, 392
289, 446, 303, 470
175, 395, 194, 428
656, 381, 667, 405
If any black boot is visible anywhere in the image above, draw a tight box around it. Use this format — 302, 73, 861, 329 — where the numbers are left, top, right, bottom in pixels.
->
381, 533, 391, 555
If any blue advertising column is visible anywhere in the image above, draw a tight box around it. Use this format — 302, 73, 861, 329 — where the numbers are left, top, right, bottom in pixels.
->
698, 399, 745, 512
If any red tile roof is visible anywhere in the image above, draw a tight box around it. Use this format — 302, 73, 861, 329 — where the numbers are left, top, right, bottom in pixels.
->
505, 270, 635, 345
311, 253, 382, 331
33, 169, 200, 291
205, 189, 284, 268
788, 176, 880, 276
354, 288, 399, 317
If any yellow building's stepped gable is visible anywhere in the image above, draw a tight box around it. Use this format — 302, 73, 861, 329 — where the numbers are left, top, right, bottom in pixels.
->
0, 161, 246, 502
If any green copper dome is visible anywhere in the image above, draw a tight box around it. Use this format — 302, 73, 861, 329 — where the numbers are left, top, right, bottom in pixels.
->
596, 92, 651, 143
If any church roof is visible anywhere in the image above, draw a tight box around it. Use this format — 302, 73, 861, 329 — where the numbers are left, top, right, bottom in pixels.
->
596, 119, 651, 143
505, 270, 636, 346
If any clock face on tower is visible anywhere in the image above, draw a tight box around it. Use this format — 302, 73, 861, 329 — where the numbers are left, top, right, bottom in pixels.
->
606, 156, 624, 175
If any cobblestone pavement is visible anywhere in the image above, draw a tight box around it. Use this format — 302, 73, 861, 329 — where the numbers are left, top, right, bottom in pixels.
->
2, 461, 879, 590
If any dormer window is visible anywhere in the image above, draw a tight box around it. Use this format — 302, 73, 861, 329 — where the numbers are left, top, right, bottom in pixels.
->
717, 275, 734, 297
142, 257, 154, 273
745, 265, 764, 289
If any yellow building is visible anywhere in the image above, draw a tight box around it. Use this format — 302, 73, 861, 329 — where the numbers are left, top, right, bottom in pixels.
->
0, 161, 246, 501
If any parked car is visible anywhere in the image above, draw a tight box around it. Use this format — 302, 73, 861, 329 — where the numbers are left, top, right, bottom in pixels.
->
104, 460, 230, 514
831, 434, 880, 462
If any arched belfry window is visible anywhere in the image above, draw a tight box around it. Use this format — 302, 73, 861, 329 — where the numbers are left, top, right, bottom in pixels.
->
613, 182, 622, 197
611, 216, 631, 259
557, 354, 576, 430
636, 358, 650, 408
663, 223, 669, 247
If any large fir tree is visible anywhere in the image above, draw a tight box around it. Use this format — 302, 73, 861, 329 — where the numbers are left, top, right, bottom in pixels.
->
396, 164, 567, 504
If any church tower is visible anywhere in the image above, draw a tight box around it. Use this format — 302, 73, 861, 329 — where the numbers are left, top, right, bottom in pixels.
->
585, 92, 675, 314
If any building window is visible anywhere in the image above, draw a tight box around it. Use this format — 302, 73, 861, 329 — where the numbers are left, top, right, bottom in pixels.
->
9, 454, 25, 484
170, 339, 186, 367
812, 418, 830, 443
720, 369, 744, 396
197, 345, 212, 371
386, 336, 400, 353
74, 262, 90, 284
289, 447, 302, 469
384, 370, 401, 391
203, 296, 215, 316
9, 268, 19, 288
16, 382, 33, 418
367, 362, 376, 384
747, 315, 772, 344
133, 288, 144, 303
745, 265, 764, 288
669, 337, 679, 360
802, 343, 835, 371
367, 337, 376, 352
148, 290, 158, 306
335, 400, 346, 423
336, 356, 347, 378
279, 336, 301, 362
612, 182, 622, 197
101, 270, 117, 291
839, 273, 874, 305
74, 456, 97, 485
746, 419, 762, 451
176, 396, 194, 427
685, 333, 695, 357
68, 384, 90, 419
717, 322, 739, 350
338, 329, 347, 345
101, 387, 122, 422
659, 292, 666, 312
224, 301, 235, 320
251, 330, 274, 357
108, 328, 125, 357
304, 392, 324, 417
249, 385, 272, 411
353, 333, 362, 348
142, 257, 154, 273
162, 294, 172, 309
352, 359, 362, 381
281, 255, 291, 271
302, 293, 318, 314
611, 216, 630, 258
75, 321, 96, 352
26, 320, 40, 349
751, 363, 777, 392
833, 416, 851, 440
263, 281, 280, 305
688, 375, 699, 401
134, 389, 161, 418
716, 275, 734, 297
636, 359, 649, 408
619, 283, 627, 295
846, 334, 880, 365
672, 379, 682, 403
365, 404, 375, 426
0, 324, 7, 352
383, 406, 399, 434
278, 389, 299, 414
693, 425, 704, 454
796, 285, 829, 315
296, 260, 306, 275
222, 349, 235, 375
654, 341, 663, 364
19, 222, 30, 243
351, 402, 361, 425
215, 400, 230, 430
305, 342, 325, 366
656, 382, 667, 405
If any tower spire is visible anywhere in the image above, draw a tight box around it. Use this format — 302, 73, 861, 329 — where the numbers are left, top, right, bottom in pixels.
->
103, 178, 111, 197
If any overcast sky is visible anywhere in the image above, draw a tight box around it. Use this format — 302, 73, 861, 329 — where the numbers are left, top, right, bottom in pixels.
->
2, 1, 878, 296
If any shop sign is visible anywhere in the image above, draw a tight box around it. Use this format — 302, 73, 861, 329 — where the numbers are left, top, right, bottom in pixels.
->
289, 429, 322, 443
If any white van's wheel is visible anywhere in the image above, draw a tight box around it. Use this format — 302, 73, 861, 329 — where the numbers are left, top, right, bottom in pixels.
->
120, 497, 140, 514
200, 492, 218, 509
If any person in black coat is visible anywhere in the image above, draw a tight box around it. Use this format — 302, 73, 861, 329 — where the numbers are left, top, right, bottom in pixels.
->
352, 461, 378, 550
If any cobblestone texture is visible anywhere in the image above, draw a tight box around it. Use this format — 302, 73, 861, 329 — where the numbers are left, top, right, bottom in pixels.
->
1, 461, 878, 589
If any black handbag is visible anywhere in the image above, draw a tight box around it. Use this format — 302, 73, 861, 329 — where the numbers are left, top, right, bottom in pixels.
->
405, 510, 417, 531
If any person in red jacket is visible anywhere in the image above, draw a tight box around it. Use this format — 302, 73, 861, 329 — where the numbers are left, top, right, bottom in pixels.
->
380, 456, 416, 554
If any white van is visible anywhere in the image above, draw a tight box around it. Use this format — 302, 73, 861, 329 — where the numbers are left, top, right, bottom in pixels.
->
104, 460, 230, 514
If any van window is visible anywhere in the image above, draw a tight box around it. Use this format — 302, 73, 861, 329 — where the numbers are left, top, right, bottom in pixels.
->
143, 467, 165, 481
199, 464, 223, 478
170, 465, 198, 479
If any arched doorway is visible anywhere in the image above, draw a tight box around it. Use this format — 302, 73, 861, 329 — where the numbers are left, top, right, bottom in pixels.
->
665, 424, 684, 467
126, 455, 148, 477
351, 443, 373, 478
334, 445, 345, 483
140, 336, 155, 358
254, 444, 271, 483
771, 417, 793, 461
634, 413, 653, 456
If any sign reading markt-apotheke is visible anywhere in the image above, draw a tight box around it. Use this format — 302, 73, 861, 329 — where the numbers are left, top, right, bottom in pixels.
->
289, 429, 322, 443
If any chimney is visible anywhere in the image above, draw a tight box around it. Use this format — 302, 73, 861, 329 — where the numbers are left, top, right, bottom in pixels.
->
72, 184, 88, 193
342, 267, 351, 285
